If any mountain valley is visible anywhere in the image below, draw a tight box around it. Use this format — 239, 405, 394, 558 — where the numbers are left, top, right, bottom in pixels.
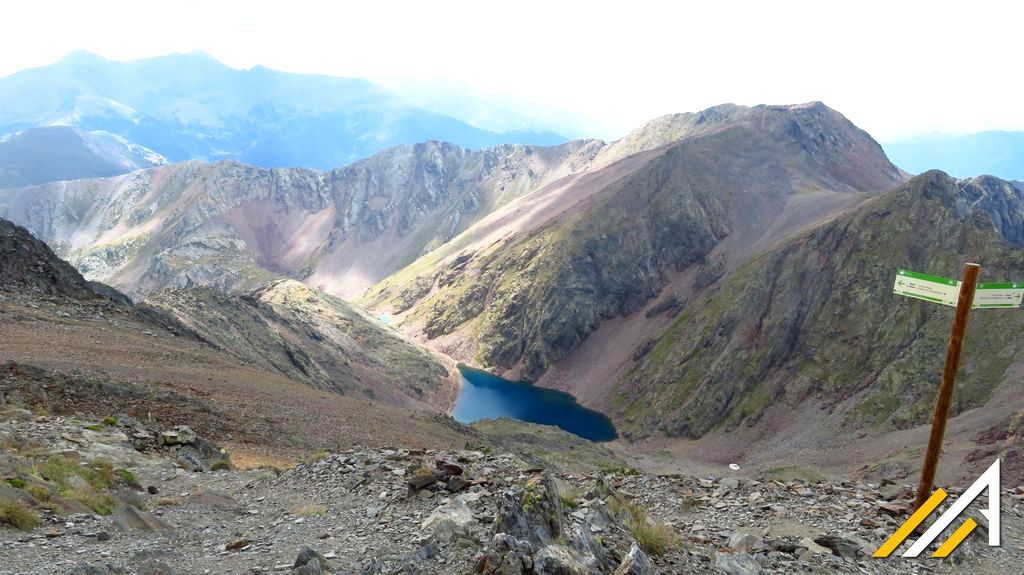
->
2, 91, 1023, 574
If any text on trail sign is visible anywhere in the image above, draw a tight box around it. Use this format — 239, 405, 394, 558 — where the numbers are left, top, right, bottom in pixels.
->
974, 283, 1024, 309
893, 270, 1023, 309
893, 269, 960, 307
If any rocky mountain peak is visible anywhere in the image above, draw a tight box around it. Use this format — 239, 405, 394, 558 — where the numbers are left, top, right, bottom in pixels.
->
958, 173, 1024, 245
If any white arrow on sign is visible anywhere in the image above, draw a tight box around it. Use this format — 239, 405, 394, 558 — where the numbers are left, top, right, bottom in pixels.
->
974, 282, 1024, 309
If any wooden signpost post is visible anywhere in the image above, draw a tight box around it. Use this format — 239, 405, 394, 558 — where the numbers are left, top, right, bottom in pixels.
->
892, 264, 1024, 511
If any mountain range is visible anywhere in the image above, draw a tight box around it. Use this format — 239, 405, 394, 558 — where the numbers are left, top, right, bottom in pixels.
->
2, 96, 1022, 491
0, 51, 564, 178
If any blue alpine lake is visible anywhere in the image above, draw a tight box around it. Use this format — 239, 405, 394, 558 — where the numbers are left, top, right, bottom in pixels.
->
452, 364, 618, 442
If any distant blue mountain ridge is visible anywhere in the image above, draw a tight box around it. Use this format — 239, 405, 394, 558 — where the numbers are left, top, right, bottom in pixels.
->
0, 50, 566, 171
882, 131, 1024, 181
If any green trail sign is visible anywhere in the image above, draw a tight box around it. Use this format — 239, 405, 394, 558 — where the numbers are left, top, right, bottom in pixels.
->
892, 269, 960, 307
893, 271, 1023, 309
974, 282, 1024, 309
891, 264, 1022, 515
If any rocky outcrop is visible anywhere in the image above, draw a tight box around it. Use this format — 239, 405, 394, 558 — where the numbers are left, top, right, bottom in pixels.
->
476, 472, 622, 575
957, 175, 1024, 245
0, 218, 128, 303
613, 544, 654, 575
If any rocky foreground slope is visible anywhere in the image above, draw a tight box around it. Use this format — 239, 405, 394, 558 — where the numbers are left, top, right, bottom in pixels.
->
1, 406, 1022, 575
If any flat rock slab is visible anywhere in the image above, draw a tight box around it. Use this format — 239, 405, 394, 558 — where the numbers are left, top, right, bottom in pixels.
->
111, 505, 174, 534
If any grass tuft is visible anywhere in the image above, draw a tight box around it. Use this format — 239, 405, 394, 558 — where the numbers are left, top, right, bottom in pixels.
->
558, 484, 581, 510
610, 495, 675, 557
24, 484, 52, 506
303, 449, 331, 464
630, 514, 674, 557
65, 487, 113, 515
210, 460, 233, 472
0, 497, 40, 531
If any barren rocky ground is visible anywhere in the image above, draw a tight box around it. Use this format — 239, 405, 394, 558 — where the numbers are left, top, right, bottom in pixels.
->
2, 404, 1023, 574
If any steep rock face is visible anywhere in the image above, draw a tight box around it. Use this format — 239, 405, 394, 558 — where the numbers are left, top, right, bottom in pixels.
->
0, 140, 601, 298
958, 176, 1024, 245
619, 171, 1024, 439
143, 280, 454, 410
0, 217, 127, 302
371, 103, 904, 381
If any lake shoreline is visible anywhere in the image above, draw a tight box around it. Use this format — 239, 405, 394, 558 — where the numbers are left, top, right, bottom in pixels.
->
452, 363, 618, 442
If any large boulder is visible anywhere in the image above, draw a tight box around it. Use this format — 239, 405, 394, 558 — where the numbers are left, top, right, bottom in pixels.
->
568, 522, 612, 573
532, 545, 592, 575
290, 546, 339, 574
813, 534, 866, 559
157, 426, 196, 446
613, 544, 655, 575
110, 505, 173, 534
491, 473, 564, 546
421, 496, 476, 542
714, 551, 762, 575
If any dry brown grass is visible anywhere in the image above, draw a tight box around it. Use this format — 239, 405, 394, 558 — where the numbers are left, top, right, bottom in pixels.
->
608, 495, 676, 557
0, 497, 40, 530
224, 447, 296, 471
293, 503, 328, 516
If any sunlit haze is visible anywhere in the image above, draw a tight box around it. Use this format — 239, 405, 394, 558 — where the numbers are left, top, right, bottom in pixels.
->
2, 0, 1022, 140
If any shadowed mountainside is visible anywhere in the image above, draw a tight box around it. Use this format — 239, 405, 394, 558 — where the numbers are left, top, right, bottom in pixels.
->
618, 171, 1024, 442
0, 126, 165, 189
144, 280, 457, 410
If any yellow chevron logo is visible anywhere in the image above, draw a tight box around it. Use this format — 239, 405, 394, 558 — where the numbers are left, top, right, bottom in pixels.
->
874, 460, 1000, 558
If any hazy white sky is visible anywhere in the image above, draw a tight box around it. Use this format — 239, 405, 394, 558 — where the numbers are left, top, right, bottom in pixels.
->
2, 0, 1021, 140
